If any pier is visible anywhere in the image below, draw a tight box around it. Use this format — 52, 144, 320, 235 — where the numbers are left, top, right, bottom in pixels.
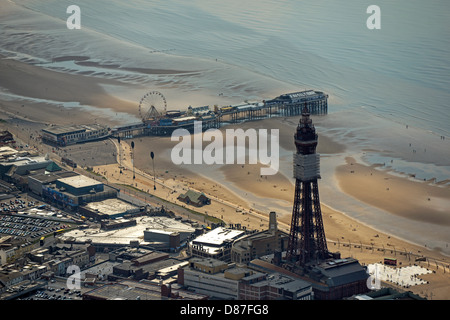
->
111, 90, 328, 139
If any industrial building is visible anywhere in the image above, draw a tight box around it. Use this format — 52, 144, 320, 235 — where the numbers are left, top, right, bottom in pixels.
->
189, 227, 246, 262
41, 124, 110, 146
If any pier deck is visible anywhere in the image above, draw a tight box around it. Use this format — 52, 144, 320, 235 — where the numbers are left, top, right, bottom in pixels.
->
111, 90, 328, 139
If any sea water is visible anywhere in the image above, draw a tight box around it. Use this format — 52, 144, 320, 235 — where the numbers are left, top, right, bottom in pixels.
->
2, 0, 449, 136
1, 0, 449, 251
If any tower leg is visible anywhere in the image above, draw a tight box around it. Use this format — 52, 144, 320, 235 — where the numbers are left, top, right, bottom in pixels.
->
286, 180, 329, 265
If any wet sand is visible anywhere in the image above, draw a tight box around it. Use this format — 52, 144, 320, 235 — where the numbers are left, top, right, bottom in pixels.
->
97, 133, 450, 299
125, 118, 450, 252
1, 53, 449, 299
336, 157, 450, 227
0, 55, 137, 121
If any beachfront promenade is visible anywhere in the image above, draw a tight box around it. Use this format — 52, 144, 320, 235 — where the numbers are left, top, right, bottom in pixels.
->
4, 117, 449, 299
91, 138, 450, 274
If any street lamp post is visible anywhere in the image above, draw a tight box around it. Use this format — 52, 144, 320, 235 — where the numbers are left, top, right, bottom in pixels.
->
151, 151, 156, 190
118, 136, 122, 174
131, 141, 135, 180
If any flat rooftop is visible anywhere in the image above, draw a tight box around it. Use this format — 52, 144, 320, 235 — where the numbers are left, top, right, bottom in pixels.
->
173, 116, 197, 121
287, 90, 318, 98
190, 257, 228, 269
57, 175, 103, 189
192, 227, 245, 247
42, 125, 85, 136
84, 198, 138, 215
42, 124, 107, 136
60, 216, 196, 246
83, 279, 207, 300
0, 147, 18, 158
29, 171, 79, 184
0, 156, 50, 166
248, 273, 311, 291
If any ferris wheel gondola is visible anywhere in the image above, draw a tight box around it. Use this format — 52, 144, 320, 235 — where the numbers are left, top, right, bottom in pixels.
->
138, 91, 167, 123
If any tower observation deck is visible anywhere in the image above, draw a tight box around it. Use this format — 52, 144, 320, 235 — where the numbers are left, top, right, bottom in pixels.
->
277, 104, 369, 299
286, 104, 331, 266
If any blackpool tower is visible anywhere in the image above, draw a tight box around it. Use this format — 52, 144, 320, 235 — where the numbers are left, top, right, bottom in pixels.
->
286, 104, 331, 267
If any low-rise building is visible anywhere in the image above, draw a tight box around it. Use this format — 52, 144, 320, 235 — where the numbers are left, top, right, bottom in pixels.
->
177, 257, 312, 300
143, 230, 181, 251
30, 244, 94, 276
80, 198, 142, 221
0, 131, 15, 147
239, 272, 312, 300
28, 171, 79, 196
0, 269, 24, 289
249, 256, 369, 300
82, 279, 208, 300
231, 212, 288, 263
0, 154, 53, 181
351, 287, 426, 300
100, 219, 137, 231
189, 227, 246, 262
107, 250, 183, 282
42, 174, 117, 210
177, 190, 210, 207
41, 124, 110, 146
0, 247, 16, 266
0, 263, 48, 291
178, 258, 240, 300
59, 216, 196, 249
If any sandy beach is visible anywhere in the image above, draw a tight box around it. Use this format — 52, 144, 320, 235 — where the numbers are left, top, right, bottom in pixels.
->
110, 115, 450, 256
1, 39, 449, 299
92, 129, 450, 299
336, 157, 450, 227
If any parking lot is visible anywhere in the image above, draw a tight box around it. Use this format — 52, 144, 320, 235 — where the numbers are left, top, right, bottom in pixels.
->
21, 278, 84, 300
31, 288, 83, 301
0, 214, 63, 240
1, 195, 35, 213
0, 196, 68, 242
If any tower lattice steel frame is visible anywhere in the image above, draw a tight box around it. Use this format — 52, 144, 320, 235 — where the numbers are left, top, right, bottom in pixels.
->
286, 104, 330, 266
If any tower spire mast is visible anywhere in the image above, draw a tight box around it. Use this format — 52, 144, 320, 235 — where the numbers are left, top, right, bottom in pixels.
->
286, 103, 329, 266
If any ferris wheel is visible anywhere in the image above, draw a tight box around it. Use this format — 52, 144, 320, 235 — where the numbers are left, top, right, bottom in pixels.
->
138, 91, 167, 123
